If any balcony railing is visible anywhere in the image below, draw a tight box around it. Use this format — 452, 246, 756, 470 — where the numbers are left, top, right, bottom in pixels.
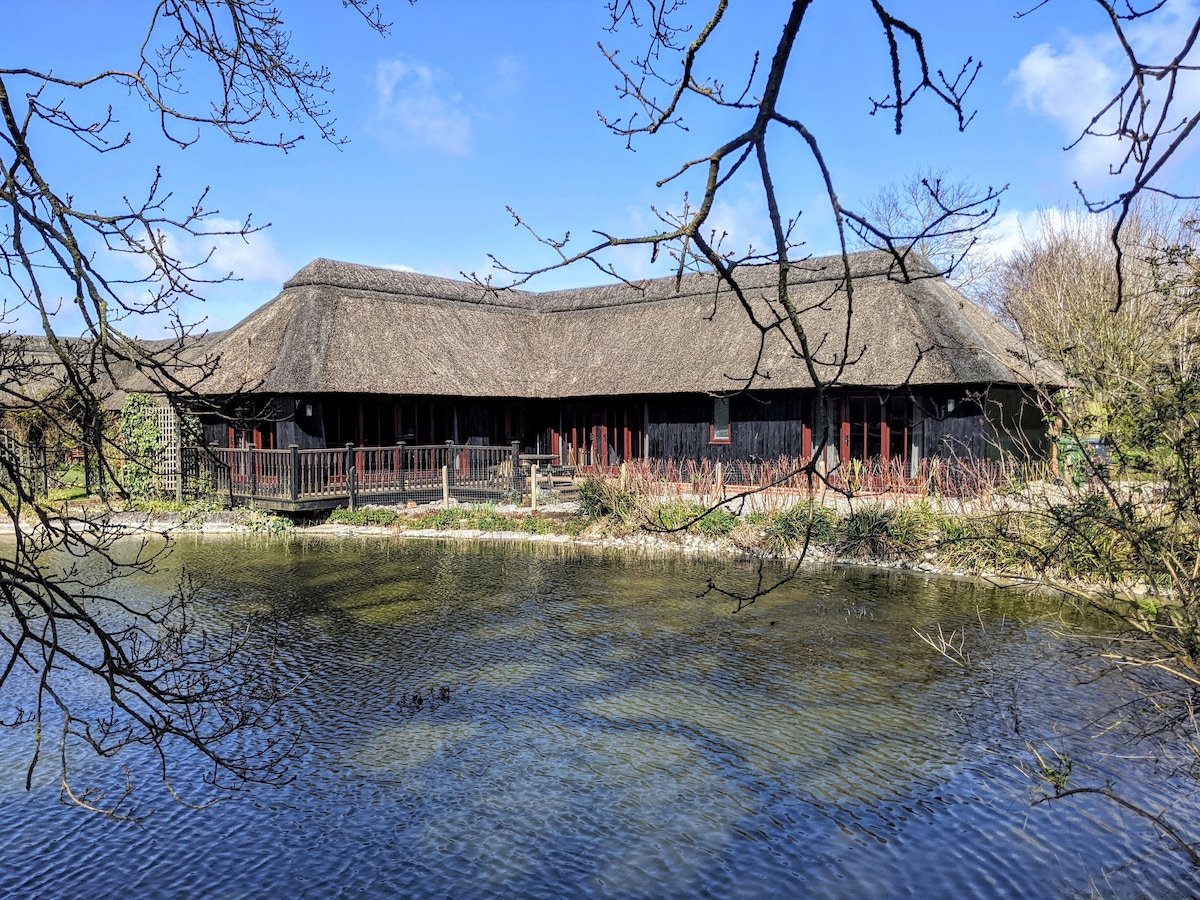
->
189, 441, 564, 510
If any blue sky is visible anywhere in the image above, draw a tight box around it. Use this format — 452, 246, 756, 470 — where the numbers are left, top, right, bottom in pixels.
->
4, 0, 1199, 335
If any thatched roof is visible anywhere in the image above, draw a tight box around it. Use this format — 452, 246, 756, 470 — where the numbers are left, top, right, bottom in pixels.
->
0, 334, 215, 412
198, 252, 1061, 398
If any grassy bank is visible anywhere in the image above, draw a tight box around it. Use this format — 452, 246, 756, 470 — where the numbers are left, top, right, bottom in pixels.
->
33, 471, 1145, 591
312, 475, 1140, 590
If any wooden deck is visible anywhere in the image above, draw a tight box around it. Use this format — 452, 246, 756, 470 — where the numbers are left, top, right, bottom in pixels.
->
192, 442, 572, 512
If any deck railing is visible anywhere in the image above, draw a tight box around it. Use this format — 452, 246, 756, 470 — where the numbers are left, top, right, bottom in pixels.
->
189, 441, 564, 509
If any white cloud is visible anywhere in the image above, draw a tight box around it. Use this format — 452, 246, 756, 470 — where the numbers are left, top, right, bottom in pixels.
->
703, 194, 771, 259
987, 207, 1041, 264
487, 56, 522, 100
1010, 38, 1118, 137
373, 57, 471, 155
1008, 0, 1200, 182
981, 205, 1115, 272
196, 218, 293, 285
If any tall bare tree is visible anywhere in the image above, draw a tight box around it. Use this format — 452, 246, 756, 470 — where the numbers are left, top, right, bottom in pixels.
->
861, 167, 1003, 297
0, 1, 390, 816
990, 199, 1200, 393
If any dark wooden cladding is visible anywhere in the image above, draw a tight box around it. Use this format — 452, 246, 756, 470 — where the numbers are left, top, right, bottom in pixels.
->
917, 393, 988, 462
277, 398, 324, 449
646, 393, 812, 463
199, 386, 1049, 468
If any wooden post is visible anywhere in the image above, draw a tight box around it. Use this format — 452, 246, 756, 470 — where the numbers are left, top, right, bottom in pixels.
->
619, 461, 627, 492
247, 446, 257, 502
39, 440, 48, 499
289, 444, 299, 503
445, 440, 456, 488
511, 440, 522, 494
345, 443, 356, 511
531, 464, 538, 511
441, 464, 450, 509
397, 441, 407, 496
173, 415, 183, 504
715, 460, 724, 499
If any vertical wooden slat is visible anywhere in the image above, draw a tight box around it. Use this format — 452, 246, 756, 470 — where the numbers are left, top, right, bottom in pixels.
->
289, 445, 299, 502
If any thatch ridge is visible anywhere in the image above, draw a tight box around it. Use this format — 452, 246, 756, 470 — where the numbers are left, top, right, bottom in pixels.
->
200, 251, 1063, 399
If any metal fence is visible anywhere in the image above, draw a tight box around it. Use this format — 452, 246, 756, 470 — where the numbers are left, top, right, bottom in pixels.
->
190, 441, 566, 510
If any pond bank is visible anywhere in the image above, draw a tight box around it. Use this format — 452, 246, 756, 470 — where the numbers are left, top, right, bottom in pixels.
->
2, 498, 1124, 596
82, 507, 1031, 588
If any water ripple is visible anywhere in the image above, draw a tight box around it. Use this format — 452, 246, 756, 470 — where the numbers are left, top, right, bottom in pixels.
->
1, 538, 1197, 899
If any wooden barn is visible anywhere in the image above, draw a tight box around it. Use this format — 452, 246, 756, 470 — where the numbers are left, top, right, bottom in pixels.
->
194, 251, 1058, 475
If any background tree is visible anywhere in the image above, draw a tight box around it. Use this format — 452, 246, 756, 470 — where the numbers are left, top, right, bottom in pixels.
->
0, 1, 390, 816
860, 167, 1003, 297
988, 200, 1200, 398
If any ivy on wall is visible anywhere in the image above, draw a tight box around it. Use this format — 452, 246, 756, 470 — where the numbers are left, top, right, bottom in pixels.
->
120, 393, 164, 501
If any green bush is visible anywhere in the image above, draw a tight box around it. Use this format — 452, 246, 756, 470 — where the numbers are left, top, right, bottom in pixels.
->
696, 507, 739, 537
329, 507, 400, 527
763, 503, 839, 554
646, 500, 738, 537
519, 514, 564, 535
647, 500, 703, 531
576, 477, 637, 523
1042, 495, 1139, 583
402, 504, 524, 532
884, 502, 936, 558
935, 511, 1055, 575
835, 504, 896, 560
428, 508, 465, 529
470, 505, 509, 531
233, 509, 294, 534
119, 393, 164, 502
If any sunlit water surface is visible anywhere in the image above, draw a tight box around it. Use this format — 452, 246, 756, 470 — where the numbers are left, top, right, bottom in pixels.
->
1, 536, 1198, 898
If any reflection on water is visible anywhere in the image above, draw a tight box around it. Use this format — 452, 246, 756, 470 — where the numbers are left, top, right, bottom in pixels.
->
1, 536, 1197, 898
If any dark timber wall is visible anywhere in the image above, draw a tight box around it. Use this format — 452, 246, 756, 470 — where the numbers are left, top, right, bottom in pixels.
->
277, 397, 325, 449
647, 392, 812, 462
197, 386, 1049, 465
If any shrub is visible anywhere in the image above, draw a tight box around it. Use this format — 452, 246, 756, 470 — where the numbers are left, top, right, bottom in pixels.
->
763, 502, 839, 555
119, 393, 164, 502
328, 506, 400, 527
469, 505, 508, 532
429, 508, 464, 529
885, 502, 936, 558
935, 511, 1041, 574
519, 514, 564, 535
696, 507, 739, 537
646, 500, 739, 537
233, 509, 294, 534
835, 504, 895, 560
576, 476, 637, 523
647, 500, 701, 531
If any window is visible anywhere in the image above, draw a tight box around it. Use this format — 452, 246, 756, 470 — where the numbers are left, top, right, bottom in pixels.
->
711, 396, 731, 444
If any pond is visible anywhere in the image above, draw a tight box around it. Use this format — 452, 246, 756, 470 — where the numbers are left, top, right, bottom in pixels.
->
1, 537, 1197, 898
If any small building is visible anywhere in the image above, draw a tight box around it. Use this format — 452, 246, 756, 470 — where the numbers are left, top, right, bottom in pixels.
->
195, 251, 1058, 472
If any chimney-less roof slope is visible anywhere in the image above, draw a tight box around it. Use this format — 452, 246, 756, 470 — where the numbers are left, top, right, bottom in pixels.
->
200, 252, 1060, 397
